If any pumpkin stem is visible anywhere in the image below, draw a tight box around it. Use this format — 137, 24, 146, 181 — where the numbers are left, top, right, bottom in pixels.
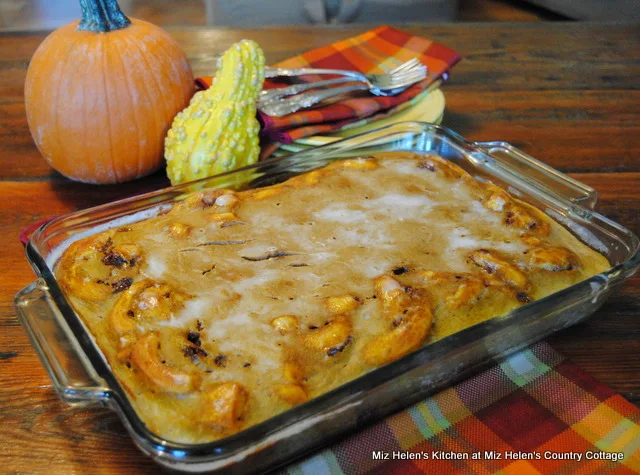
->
78, 0, 130, 32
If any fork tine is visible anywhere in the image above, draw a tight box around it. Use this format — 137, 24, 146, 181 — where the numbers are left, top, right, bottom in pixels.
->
402, 58, 421, 70
373, 75, 422, 90
394, 74, 427, 89
397, 68, 428, 80
388, 58, 419, 74
400, 60, 426, 72
390, 64, 427, 80
394, 67, 427, 81
372, 66, 424, 85
385, 68, 426, 85
387, 70, 427, 87
387, 60, 412, 73
399, 59, 424, 72
380, 63, 420, 77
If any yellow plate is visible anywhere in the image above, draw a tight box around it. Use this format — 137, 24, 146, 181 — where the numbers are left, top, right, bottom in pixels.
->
281, 88, 445, 152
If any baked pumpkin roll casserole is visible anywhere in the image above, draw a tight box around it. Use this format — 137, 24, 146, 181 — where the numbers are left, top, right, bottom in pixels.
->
55, 153, 609, 443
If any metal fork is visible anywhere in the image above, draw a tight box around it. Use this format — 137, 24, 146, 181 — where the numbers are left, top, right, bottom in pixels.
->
260, 61, 427, 117
260, 58, 426, 102
264, 59, 425, 83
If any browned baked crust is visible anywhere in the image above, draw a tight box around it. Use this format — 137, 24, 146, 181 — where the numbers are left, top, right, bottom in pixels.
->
55, 153, 609, 443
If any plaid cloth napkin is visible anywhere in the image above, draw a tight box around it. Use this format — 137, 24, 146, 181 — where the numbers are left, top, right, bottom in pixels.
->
279, 341, 640, 474
196, 26, 461, 157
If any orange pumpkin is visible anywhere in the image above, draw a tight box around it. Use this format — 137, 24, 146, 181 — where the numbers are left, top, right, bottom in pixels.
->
24, 0, 194, 184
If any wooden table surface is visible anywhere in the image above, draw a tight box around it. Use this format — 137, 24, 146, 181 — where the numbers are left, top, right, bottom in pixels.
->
1, 22, 638, 473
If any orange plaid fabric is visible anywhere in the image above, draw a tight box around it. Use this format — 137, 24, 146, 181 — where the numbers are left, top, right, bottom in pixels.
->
196, 26, 461, 157
278, 342, 640, 474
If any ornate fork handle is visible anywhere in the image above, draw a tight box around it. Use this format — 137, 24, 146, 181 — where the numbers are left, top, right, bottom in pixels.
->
265, 67, 367, 82
259, 83, 368, 117
260, 77, 353, 102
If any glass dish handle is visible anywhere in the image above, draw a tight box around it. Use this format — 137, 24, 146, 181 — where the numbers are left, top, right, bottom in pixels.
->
14, 279, 110, 406
474, 141, 598, 209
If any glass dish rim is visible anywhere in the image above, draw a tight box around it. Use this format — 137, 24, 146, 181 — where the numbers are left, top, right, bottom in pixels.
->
20, 121, 640, 462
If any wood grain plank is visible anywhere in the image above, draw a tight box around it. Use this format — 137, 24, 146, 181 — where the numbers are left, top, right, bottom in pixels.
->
1, 23, 639, 179
0, 388, 163, 474
4, 88, 639, 178
1, 24, 639, 472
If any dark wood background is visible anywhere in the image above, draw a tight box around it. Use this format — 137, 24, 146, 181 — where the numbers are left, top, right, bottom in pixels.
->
0, 23, 638, 473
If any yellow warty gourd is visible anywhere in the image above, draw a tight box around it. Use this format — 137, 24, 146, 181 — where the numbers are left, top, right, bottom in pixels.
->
165, 40, 265, 185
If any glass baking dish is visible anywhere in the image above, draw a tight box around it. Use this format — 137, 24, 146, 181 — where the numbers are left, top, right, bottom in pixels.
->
14, 122, 639, 473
